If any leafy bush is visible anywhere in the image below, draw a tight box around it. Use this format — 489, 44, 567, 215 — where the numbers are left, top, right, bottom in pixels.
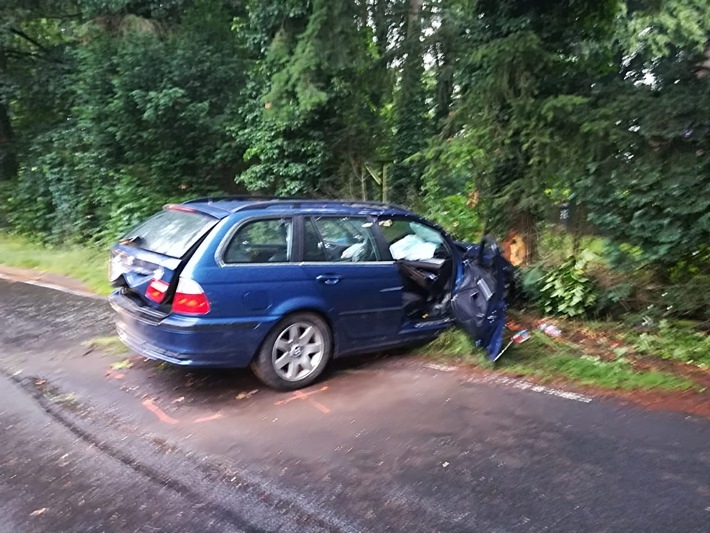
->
94, 173, 168, 243
594, 280, 636, 316
610, 247, 710, 320
659, 248, 710, 319
1, 165, 55, 240
423, 193, 483, 242
518, 264, 547, 303
659, 276, 710, 320
538, 254, 597, 317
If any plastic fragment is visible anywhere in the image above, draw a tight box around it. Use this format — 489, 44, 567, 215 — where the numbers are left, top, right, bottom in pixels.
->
538, 323, 562, 337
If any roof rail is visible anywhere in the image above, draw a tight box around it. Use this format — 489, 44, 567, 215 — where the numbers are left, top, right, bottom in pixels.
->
229, 198, 408, 213
183, 195, 287, 204
345, 200, 408, 210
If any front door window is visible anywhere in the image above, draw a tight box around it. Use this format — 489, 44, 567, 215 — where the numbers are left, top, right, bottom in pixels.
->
378, 218, 447, 261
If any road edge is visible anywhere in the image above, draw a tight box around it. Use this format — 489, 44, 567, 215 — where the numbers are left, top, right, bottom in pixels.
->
0, 266, 105, 300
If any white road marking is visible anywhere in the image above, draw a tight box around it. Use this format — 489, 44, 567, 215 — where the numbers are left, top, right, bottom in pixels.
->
424, 363, 457, 372
467, 375, 593, 403
425, 361, 592, 402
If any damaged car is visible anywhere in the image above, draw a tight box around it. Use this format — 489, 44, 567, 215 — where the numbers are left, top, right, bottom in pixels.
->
109, 197, 511, 390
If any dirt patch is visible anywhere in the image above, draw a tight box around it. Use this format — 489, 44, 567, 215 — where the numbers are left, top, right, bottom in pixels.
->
597, 388, 710, 419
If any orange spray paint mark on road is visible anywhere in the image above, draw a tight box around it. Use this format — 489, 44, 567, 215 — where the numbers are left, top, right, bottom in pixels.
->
275, 385, 331, 414
142, 398, 179, 425
193, 412, 223, 423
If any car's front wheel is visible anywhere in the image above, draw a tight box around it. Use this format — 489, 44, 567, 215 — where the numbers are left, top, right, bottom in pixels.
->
251, 312, 332, 391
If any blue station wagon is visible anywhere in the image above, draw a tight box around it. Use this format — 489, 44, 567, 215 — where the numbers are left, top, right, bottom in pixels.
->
109, 197, 510, 390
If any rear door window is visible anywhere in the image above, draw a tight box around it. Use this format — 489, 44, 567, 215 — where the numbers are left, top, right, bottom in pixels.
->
223, 218, 293, 263
121, 208, 217, 259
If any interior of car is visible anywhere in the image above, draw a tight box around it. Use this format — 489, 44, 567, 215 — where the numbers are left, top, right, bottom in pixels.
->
379, 218, 455, 320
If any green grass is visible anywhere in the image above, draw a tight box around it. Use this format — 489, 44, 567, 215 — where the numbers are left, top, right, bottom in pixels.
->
500, 332, 695, 391
624, 319, 710, 369
417, 327, 697, 391
0, 234, 110, 294
414, 329, 486, 365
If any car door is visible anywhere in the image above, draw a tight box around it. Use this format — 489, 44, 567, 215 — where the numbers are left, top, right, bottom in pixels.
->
299, 215, 403, 344
201, 215, 314, 321
450, 237, 508, 361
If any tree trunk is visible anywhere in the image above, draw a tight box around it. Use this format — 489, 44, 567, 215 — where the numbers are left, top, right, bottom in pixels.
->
434, 10, 454, 125
515, 211, 537, 265
0, 49, 18, 182
391, 0, 426, 200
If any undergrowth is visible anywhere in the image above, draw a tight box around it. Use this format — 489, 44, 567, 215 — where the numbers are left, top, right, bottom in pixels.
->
625, 320, 710, 369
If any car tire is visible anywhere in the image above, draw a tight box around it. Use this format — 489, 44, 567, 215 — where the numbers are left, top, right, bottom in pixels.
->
251, 312, 332, 391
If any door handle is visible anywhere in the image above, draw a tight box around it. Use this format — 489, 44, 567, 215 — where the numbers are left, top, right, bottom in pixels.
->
316, 274, 342, 285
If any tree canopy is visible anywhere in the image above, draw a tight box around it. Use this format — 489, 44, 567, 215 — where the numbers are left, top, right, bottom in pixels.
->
0, 0, 707, 271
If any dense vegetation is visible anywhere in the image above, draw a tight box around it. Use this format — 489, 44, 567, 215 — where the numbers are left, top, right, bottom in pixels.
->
1, 0, 708, 318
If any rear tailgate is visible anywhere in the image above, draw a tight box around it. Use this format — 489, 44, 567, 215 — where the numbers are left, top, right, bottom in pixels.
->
109, 206, 220, 309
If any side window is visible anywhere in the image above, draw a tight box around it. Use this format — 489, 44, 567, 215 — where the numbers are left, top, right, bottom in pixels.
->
303, 219, 327, 261
378, 218, 447, 261
304, 216, 379, 262
223, 218, 292, 264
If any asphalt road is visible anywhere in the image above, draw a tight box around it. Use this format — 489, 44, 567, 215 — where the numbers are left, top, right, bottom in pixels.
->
0, 278, 708, 532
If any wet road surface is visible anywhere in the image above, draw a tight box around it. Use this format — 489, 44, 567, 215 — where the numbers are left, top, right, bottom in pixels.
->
1, 279, 709, 532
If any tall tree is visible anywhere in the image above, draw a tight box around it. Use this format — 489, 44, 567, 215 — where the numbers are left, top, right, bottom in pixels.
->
0, 48, 15, 182
569, 0, 710, 264
421, 0, 619, 258
237, 0, 393, 197
0, 0, 78, 183
390, 0, 429, 201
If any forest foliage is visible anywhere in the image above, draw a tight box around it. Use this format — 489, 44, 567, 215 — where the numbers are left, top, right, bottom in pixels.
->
0, 0, 708, 317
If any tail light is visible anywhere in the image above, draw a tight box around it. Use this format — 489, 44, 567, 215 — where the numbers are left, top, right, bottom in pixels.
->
172, 278, 211, 315
146, 278, 170, 303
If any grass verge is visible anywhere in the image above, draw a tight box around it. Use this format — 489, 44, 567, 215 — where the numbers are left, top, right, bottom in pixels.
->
0, 234, 110, 294
623, 319, 710, 369
416, 327, 698, 392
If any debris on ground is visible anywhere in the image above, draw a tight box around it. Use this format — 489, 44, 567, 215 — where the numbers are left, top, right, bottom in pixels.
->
236, 389, 259, 400
538, 323, 562, 337
110, 359, 133, 371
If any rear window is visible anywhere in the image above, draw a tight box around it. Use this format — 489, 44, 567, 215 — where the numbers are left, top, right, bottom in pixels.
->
122, 208, 216, 258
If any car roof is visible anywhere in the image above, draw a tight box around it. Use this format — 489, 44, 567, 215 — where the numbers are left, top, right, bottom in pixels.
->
180, 196, 415, 218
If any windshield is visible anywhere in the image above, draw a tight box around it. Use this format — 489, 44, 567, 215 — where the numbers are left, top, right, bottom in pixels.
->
121, 208, 216, 258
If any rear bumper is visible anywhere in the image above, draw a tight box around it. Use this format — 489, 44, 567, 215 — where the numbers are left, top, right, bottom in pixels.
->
110, 290, 275, 368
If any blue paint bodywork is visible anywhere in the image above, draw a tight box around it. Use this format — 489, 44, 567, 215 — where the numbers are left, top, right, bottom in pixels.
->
110, 198, 508, 368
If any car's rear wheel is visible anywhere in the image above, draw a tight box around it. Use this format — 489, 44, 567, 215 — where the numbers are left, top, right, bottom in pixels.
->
251, 312, 332, 391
